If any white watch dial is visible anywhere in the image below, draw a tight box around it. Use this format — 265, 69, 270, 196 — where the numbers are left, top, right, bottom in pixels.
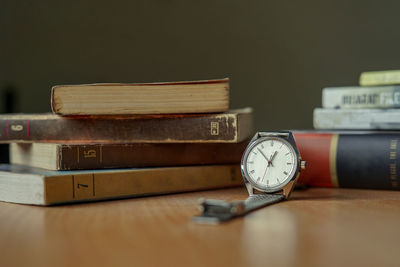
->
244, 138, 296, 190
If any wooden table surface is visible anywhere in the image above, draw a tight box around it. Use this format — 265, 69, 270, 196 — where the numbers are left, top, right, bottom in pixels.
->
1, 187, 400, 267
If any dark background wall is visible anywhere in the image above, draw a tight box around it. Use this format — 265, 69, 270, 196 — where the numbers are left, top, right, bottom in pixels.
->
1, 0, 400, 130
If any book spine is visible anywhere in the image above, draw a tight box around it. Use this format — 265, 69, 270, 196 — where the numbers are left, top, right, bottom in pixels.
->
0, 114, 248, 143
295, 133, 400, 190
44, 165, 242, 205
60, 143, 247, 170
313, 108, 400, 130
360, 70, 400, 86
322, 86, 400, 109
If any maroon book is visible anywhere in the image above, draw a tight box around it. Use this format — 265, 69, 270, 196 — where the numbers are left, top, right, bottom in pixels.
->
0, 108, 253, 143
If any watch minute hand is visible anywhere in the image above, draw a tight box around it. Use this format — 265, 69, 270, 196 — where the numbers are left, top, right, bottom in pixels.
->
257, 148, 270, 162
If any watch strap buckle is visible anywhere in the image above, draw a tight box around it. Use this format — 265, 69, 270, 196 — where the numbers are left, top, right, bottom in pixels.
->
191, 199, 244, 224
191, 194, 285, 224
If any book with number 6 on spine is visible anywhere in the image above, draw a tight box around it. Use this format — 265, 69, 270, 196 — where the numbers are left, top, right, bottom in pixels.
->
0, 108, 253, 143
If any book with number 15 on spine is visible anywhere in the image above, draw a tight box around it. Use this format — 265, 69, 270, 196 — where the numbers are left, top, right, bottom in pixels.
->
10, 142, 248, 170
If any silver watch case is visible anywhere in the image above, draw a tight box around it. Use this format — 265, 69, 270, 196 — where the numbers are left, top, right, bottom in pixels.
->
240, 131, 303, 199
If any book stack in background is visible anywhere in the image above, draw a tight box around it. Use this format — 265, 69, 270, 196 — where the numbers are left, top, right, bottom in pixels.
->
294, 70, 400, 191
314, 70, 400, 130
0, 78, 254, 205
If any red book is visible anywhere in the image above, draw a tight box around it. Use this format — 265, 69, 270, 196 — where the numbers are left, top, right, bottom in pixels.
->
295, 132, 336, 187
294, 131, 400, 190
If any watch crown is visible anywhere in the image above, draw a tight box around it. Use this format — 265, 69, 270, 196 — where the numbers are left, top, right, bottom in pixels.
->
301, 161, 307, 170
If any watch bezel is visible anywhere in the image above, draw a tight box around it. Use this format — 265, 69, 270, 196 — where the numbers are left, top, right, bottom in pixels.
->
241, 136, 299, 193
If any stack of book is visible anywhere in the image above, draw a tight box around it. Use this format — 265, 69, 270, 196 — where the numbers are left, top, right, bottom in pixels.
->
0, 78, 254, 205
294, 70, 400, 191
314, 70, 400, 130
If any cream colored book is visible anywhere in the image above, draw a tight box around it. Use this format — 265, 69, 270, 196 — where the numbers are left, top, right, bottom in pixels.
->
0, 164, 242, 205
322, 86, 400, 109
360, 70, 400, 86
51, 78, 230, 115
313, 108, 400, 129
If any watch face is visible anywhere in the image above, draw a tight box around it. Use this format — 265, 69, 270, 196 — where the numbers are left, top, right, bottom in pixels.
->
242, 136, 298, 192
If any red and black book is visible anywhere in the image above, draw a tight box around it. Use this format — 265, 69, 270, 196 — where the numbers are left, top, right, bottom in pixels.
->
294, 131, 400, 190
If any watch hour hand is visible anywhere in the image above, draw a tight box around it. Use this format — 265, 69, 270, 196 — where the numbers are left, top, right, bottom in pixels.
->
268, 151, 278, 167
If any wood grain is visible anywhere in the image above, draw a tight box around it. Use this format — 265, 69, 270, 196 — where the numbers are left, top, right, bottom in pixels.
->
0, 187, 399, 267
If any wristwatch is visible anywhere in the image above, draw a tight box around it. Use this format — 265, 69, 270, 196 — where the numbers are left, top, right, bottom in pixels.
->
192, 131, 306, 224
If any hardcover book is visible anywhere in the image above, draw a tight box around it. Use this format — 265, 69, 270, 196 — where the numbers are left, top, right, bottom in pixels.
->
51, 78, 230, 115
10, 142, 248, 170
313, 108, 400, 130
0, 108, 253, 143
322, 86, 400, 109
0, 164, 242, 205
294, 131, 400, 190
360, 70, 400, 86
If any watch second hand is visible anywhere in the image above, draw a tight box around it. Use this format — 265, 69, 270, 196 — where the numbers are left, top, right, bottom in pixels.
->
261, 164, 270, 182
262, 151, 277, 182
